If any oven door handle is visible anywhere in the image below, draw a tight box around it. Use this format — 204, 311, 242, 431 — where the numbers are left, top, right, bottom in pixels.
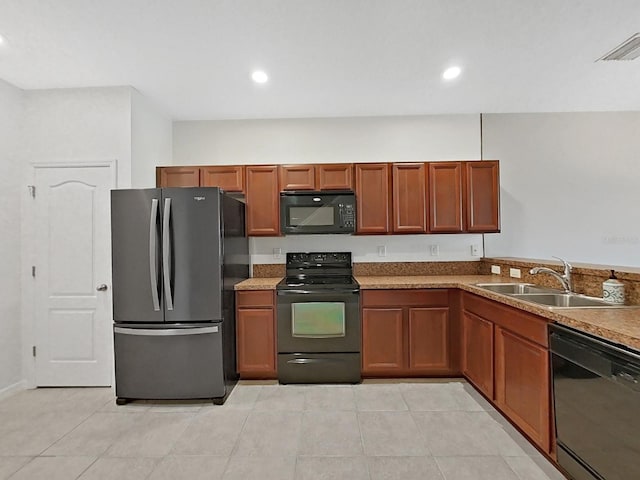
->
277, 289, 360, 295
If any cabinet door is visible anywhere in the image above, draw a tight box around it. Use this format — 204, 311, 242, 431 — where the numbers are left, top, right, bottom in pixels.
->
317, 164, 353, 190
246, 166, 280, 236
495, 326, 551, 452
408, 307, 450, 372
462, 311, 494, 398
464, 161, 500, 232
201, 165, 245, 192
361, 308, 404, 374
392, 163, 427, 233
156, 167, 201, 187
237, 307, 276, 378
355, 163, 391, 234
429, 162, 463, 232
279, 165, 315, 190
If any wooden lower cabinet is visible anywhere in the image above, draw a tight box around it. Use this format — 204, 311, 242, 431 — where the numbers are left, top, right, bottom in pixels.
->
361, 289, 454, 376
461, 310, 494, 399
495, 326, 551, 452
462, 292, 552, 454
361, 308, 404, 373
408, 308, 450, 371
236, 290, 276, 379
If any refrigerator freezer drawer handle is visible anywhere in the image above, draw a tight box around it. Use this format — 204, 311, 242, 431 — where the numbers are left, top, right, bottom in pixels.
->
149, 198, 160, 311
162, 197, 174, 311
114, 326, 219, 336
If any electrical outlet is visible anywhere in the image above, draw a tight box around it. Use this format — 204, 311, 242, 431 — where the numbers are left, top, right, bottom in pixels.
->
471, 244, 481, 257
430, 244, 440, 256
273, 247, 282, 259
509, 268, 521, 278
377, 245, 387, 257
491, 265, 501, 275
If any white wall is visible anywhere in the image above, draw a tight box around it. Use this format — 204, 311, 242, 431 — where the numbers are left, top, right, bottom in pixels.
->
483, 112, 640, 267
0, 79, 24, 394
131, 89, 173, 188
174, 114, 484, 264
22, 87, 133, 187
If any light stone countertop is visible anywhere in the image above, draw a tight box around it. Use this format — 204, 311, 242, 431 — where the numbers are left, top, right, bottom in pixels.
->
235, 274, 640, 351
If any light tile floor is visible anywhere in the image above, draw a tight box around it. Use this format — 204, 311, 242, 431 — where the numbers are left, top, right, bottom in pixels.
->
0, 380, 567, 480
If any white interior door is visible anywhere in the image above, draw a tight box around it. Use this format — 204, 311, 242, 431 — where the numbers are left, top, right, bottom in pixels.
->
32, 164, 115, 386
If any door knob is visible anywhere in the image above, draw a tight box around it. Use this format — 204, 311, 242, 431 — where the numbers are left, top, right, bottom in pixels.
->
96, 284, 108, 291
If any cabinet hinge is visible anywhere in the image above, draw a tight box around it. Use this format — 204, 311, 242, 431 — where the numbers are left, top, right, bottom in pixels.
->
32, 266, 36, 277
28, 185, 36, 198
32, 346, 36, 357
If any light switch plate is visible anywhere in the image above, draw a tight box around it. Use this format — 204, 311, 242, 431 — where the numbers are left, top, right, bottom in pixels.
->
491, 265, 501, 274
377, 245, 387, 257
509, 268, 522, 278
430, 245, 440, 256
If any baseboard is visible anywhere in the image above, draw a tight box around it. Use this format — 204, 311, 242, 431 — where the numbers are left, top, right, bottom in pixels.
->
0, 380, 28, 401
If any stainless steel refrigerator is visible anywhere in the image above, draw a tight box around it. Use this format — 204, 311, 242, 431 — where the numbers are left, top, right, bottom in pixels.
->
110, 187, 248, 405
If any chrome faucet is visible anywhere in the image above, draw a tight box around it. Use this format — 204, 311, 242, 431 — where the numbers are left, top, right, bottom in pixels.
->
529, 257, 573, 293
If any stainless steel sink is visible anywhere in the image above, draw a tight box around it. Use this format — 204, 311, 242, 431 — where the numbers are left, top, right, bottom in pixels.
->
474, 283, 558, 295
511, 293, 620, 309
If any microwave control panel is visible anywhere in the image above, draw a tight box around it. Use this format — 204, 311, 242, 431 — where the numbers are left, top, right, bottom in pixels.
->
340, 204, 355, 228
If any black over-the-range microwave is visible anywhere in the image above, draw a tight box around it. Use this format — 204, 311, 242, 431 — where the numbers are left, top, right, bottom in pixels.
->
280, 190, 356, 235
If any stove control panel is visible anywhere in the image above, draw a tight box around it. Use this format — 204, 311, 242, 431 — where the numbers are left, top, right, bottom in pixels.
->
286, 252, 352, 266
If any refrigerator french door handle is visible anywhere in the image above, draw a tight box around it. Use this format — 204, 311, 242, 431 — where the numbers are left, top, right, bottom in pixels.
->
149, 198, 160, 311
162, 197, 174, 310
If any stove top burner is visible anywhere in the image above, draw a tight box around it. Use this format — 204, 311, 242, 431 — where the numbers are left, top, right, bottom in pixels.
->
276, 252, 358, 291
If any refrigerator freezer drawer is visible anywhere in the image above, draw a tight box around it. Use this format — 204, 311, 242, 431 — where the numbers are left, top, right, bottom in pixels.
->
114, 324, 225, 400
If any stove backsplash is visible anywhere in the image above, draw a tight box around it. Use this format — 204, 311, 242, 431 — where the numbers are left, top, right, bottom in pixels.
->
250, 233, 485, 267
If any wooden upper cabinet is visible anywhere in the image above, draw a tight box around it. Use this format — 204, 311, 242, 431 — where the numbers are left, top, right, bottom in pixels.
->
317, 164, 353, 190
429, 162, 463, 233
464, 160, 500, 232
355, 163, 391, 234
201, 165, 245, 192
245, 166, 280, 236
279, 165, 316, 190
156, 166, 201, 187
280, 164, 353, 190
495, 326, 551, 452
392, 163, 427, 233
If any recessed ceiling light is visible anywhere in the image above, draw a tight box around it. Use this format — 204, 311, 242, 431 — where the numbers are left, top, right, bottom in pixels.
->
442, 66, 462, 80
0, 34, 5, 45
251, 70, 269, 84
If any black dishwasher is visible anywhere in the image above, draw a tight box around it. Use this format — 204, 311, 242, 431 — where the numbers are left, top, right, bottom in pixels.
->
549, 323, 640, 480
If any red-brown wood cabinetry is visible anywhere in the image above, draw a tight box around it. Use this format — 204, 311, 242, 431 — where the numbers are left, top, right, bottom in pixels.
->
354, 163, 391, 234
245, 166, 280, 236
361, 289, 455, 376
392, 163, 427, 233
236, 290, 277, 379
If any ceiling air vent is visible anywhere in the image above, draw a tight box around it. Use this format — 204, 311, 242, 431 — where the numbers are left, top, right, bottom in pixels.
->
598, 33, 640, 61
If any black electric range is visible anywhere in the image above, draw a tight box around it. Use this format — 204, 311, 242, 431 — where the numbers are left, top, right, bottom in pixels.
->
276, 252, 361, 384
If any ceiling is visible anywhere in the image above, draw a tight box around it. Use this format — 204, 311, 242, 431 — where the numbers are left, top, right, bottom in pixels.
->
1, 0, 639, 120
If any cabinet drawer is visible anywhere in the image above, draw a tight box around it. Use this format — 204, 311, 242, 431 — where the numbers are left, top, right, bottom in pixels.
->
462, 293, 548, 347
362, 289, 449, 307
237, 290, 275, 308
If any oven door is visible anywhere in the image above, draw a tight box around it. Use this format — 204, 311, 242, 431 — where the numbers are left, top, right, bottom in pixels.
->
277, 290, 360, 353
